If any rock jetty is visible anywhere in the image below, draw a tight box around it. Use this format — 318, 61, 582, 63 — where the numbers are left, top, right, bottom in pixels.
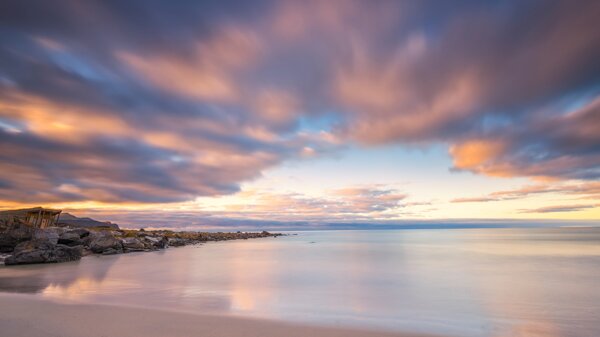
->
0, 221, 283, 265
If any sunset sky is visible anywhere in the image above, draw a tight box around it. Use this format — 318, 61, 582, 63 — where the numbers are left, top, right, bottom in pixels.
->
0, 1, 599, 228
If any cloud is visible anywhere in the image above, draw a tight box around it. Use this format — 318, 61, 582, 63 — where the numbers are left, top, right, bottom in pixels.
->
450, 97, 600, 180
0, 0, 599, 206
0, 1, 341, 203
60, 184, 429, 228
520, 204, 598, 214
452, 181, 600, 203
199, 186, 410, 222
330, 1, 600, 144
452, 197, 498, 203
117, 26, 261, 102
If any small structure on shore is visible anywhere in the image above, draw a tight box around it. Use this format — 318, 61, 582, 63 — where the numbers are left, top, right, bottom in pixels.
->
0, 207, 62, 229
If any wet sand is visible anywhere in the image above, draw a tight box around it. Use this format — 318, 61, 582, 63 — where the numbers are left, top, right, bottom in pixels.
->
0, 293, 433, 337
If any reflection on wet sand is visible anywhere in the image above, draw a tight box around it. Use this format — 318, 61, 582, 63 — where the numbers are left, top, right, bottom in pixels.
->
0, 250, 235, 311
0, 256, 116, 294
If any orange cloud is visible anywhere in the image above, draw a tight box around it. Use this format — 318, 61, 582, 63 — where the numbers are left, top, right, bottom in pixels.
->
191, 186, 411, 222
452, 181, 600, 204
449, 139, 508, 175
118, 27, 261, 102
0, 89, 130, 144
521, 204, 598, 214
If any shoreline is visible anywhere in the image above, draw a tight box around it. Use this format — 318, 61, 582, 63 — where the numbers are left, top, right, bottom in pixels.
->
0, 293, 435, 337
1, 224, 284, 265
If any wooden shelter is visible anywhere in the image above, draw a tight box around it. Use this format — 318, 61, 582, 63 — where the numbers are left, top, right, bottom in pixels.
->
0, 207, 62, 229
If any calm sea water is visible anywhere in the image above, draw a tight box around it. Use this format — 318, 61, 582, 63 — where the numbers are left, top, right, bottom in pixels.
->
1, 228, 599, 337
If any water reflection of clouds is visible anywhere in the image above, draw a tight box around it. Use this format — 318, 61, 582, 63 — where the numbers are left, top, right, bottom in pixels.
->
457, 228, 600, 257
42, 277, 138, 301
228, 240, 280, 313
454, 230, 594, 337
0, 256, 116, 295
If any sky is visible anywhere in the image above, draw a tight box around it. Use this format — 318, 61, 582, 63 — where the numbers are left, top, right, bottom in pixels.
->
0, 0, 599, 229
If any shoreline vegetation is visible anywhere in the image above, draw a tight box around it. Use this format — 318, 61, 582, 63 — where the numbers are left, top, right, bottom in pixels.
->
0, 211, 283, 265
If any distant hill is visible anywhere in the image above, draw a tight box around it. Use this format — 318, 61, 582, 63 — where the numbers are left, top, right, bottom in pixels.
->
58, 213, 120, 229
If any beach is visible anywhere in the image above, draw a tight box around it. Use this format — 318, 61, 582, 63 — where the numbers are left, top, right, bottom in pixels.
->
0, 293, 430, 337
1, 228, 599, 337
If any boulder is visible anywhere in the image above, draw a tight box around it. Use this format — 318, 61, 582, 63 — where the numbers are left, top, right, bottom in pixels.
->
101, 248, 120, 255
33, 228, 62, 245
0, 224, 34, 253
142, 236, 168, 249
48, 244, 82, 263
168, 238, 186, 247
67, 228, 90, 238
122, 237, 145, 252
89, 233, 123, 254
81, 232, 96, 247
4, 239, 82, 265
58, 231, 83, 246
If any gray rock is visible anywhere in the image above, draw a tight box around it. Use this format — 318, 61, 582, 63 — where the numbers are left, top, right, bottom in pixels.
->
0, 224, 34, 253
122, 237, 145, 252
0, 253, 10, 264
4, 239, 82, 265
142, 236, 168, 249
51, 245, 83, 263
67, 228, 90, 238
58, 232, 82, 246
33, 228, 62, 245
89, 233, 123, 254
81, 231, 97, 247
101, 248, 120, 255
168, 238, 186, 247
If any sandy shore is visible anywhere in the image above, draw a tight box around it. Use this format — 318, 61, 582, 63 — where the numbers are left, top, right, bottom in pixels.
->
0, 293, 433, 337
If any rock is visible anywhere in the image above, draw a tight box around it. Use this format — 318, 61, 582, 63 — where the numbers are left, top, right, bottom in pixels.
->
122, 237, 145, 252
33, 228, 62, 245
89, 233, 123, 254
82, 249, 94, 256
67, 228, 90, 238
4, 239, 82, 265
0, 224, 34, 253
155, 236, 168, 249
110, 230, 122, 237
58, 232, 82, 246
101, 248, 120, 255
168, 237, 186, 247
51, 244, 83, 263
0, 253, 10, 264
80, 231, 97, 247
142, 236, 168, 249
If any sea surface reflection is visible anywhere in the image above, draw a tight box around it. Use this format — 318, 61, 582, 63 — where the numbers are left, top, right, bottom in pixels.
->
1, 228, 599, 337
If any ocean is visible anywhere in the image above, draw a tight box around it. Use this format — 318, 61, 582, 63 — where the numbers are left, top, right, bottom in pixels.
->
1, 227, 599, 337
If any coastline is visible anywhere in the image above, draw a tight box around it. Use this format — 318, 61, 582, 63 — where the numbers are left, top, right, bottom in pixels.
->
0, 293, 434, 337
1, 223, 283, 265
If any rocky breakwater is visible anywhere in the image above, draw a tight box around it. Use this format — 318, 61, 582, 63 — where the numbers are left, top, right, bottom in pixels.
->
4, 227, 83, 265
0, 223, 283, 265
